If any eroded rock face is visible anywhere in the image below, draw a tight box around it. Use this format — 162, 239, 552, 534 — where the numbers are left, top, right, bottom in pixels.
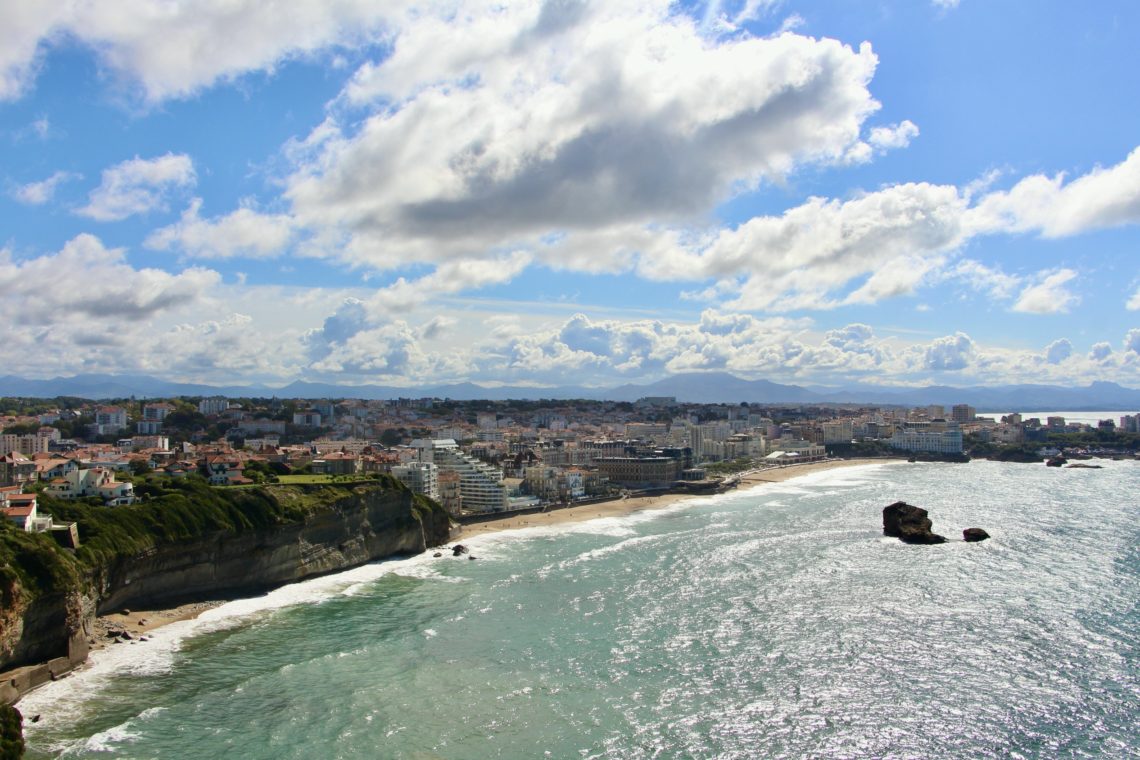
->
882, 501, 947, 544
962, 528, 990, 542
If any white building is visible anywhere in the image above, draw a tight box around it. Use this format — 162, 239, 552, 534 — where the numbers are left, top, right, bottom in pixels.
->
45, 467, 136, 505
198, 397, 230, 416
392, 461, 440, 500
413, 439, 507, 513
889, 423, 963, 454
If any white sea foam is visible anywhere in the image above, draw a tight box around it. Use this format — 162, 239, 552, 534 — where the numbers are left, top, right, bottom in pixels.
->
18, 550, 451, 724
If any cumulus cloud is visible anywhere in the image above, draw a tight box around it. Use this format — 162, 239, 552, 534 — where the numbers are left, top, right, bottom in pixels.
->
1011, 268, 1078, 314
288, 2, 885, 270
369, 251, 533, 314
145, 199, 295, 259
867, 120, 919, 151
0, 233, 219, 325
0, 2, 71, 100
970, 147, 1140, 238
1128, 286, 1140, 311
474, 311, 895, 385
77, 153, 196, 221
0, 0, 399, 103
10, 170, 80, 204
642, 182, 968, 311
1089, 342, 1113, 362
1044, 338, 1072, 365
924, 332, 975, 371
1127, 328, 1140, 355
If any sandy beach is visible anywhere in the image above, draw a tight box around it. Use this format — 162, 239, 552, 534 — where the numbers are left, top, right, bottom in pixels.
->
457, 457, 892, 538
90, 602, 223, 652
87, 457, 891, 643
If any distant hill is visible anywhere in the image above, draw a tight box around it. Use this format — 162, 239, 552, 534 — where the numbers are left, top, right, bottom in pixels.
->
0, 372, 1138, 410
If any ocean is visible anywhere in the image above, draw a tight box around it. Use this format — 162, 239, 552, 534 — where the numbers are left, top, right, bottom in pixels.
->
20, 460, 1140, 759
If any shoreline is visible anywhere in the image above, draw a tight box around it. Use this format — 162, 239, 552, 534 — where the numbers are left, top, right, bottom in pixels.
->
456, 457, 893, 538
82, 458, 892, 653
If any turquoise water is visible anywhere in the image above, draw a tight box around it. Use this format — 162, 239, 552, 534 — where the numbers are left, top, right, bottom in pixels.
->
22, 461, 1140, 759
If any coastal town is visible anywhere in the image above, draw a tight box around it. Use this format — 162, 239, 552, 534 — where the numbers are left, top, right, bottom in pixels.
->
3, 394, 1137, 537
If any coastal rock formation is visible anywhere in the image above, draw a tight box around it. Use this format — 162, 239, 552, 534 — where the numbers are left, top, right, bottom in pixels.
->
882, 501, 947, 544
962, 528, 990, 542
92, 485, 451, 615
1046, 456, 1067, 467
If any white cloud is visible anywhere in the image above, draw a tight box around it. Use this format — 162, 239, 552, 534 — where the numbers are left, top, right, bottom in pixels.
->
369, 251, 533, 314
932, 0, 960, 9
145, 199, 295, 259
867, 120, 919, 151
0, 0, 402, 103
1127, 286, 1140, 311
78, 153, 196, 221
969, 146, 1140, 238
0, 1, 71, 100
1127, 328, 1140, 355
1011, 268, 1078, 314
641, 182, 968, 311
948, 259, 1021, 299
0, 234, 219, 325
1044, 338, 1072, 365
1089, 342, 1112, 362
288, 3, 885, 270
924, 332, 975, 371
10, 170, 80, 204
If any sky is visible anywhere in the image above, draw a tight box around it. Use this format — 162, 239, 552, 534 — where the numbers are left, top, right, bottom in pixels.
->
1, 0, 1139, 391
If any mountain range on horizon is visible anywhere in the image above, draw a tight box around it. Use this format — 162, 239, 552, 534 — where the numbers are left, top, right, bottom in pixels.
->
1, 372, 1138, 412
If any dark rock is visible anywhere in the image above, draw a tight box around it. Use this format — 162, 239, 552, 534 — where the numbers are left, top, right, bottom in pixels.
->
121, 609, 131, 616
882, 501, 947, 544
106, 630, 124, 639
1065, 463, 1102, 469
468, 555, 477, 561
1046, 456, 1066, 467
962, 528, 990, 542
0, 704, 24, 758
452, 544, 469, 556
119, 632, 133, 640
433, 552, 442, 558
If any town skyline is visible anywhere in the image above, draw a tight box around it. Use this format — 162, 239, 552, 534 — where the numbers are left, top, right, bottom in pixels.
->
3, 1, 1139, 390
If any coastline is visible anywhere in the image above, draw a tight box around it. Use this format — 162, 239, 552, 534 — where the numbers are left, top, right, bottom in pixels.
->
457, 457, 893, 537
85, 458, 892, 649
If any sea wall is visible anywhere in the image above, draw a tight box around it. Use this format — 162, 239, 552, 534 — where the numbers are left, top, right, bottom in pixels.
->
1, 484, 451, 703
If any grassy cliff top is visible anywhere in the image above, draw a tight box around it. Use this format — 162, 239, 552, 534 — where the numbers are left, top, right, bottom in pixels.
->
3, 476, 443, 603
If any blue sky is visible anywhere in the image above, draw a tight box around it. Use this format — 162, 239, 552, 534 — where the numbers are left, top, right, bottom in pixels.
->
2, 0, 1138, 389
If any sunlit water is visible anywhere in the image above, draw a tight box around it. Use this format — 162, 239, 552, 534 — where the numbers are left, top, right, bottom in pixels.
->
21, 460, 1140, 759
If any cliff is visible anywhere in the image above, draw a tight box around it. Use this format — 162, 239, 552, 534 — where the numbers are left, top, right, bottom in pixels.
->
1, 480, 451, 701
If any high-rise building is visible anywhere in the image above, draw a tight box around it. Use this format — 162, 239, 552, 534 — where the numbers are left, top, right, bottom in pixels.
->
951, 404, 976, 423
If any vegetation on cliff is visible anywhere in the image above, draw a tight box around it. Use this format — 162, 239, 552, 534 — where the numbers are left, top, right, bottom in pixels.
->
0, 523, 84, 608
3, 477, 449, 614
